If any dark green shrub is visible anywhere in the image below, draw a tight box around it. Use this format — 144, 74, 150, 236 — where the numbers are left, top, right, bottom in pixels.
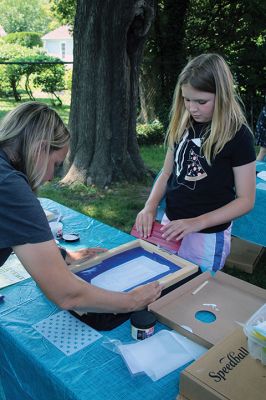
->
136, 120, 165, 145
0, 46, 66, 103
0, 43, 35, 100
0, 65, 12, 96
4, 32, 43, 48
33, 55, 65, 106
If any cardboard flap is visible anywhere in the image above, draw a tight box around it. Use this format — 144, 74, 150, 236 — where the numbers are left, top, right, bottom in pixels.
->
149, 272, 266, 347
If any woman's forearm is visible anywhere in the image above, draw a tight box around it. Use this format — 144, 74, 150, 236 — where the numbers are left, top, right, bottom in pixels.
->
14, 241, 162, 314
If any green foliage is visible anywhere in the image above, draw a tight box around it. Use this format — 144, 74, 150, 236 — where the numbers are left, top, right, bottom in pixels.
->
0, 0, 53, 34
64, 68, 72, 90
142, 0, 265, 128
49, 0, 76, 26
0, 66, 12, 97
184, 0, 266, 122
4, 32, 43, 48
0, 43, 33, 61
33, 56, 66, 105
0, 45, 66, 103
0, 43, 36, 100
136, 120, 165, 145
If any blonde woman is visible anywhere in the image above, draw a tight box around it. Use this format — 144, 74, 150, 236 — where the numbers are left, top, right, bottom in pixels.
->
136, 54, 256, 272
0, 102, 162, 312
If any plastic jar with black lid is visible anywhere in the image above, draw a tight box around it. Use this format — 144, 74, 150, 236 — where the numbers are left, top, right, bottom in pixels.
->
130, 310, 156, 340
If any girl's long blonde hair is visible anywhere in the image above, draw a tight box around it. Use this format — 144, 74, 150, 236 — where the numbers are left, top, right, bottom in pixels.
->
0, 101, 70, 190
167, 53, 248, 164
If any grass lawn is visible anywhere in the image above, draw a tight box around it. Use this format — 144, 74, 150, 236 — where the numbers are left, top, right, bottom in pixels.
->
0, 95, 265, 289
38, 144, 166, 233
0, 92, 71, 124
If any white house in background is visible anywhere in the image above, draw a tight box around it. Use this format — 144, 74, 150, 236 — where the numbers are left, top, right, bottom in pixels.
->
41, 25, 73, 64
0, 25, 6, 37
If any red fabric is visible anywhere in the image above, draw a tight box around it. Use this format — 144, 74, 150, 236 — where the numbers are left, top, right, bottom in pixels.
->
131, 221, 181, 253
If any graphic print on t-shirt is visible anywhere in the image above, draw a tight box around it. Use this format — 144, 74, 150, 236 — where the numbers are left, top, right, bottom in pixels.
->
185, 148, 207, 181
174, 130, 207, 190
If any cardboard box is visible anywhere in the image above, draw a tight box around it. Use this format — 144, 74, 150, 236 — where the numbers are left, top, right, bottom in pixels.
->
179, 327, 266, 400
225, 236, 264, 274
149, 271, 266, 348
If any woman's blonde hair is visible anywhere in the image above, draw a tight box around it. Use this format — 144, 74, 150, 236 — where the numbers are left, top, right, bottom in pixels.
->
0, 101, 70, 190
167, 53, 248, 164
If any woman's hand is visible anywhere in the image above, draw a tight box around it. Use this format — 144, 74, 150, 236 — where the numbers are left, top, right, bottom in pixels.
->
161, 217, 204, 241
135, 205, 157, 238
65, 248, 107, 265
129, 281, 163, 311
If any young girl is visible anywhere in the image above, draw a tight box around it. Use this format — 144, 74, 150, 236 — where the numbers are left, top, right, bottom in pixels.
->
0, 101, 162, 313
136, 53, 256, 272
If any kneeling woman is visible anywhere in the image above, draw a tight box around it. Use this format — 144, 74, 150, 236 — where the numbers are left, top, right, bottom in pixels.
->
0, 102, 162, 313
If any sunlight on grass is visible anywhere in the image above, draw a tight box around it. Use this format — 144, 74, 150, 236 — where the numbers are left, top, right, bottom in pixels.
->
0, 91, 70, 124
0, 98, 19, 119
39, 179, 153, 233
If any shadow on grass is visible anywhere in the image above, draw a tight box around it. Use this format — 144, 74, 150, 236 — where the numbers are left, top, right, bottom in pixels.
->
39, 178, 153, 234
223, 249, 266, 289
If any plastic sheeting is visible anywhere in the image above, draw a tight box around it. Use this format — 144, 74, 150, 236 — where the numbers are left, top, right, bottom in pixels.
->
0, 198, 195, 400
232, 161, 266, 247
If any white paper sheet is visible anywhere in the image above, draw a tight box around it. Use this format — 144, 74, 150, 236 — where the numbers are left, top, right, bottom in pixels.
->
91, 256, 169, 291
0, 253, 30, 289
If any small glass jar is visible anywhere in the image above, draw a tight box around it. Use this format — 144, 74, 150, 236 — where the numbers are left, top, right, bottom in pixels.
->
130, 310, 156, 340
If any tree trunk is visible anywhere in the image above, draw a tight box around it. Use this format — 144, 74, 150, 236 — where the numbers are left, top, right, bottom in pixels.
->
11, 78, 21, 101
63, 0, 155, 187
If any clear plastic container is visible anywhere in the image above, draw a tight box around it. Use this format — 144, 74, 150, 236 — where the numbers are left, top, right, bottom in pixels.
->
243, 303, 266, 365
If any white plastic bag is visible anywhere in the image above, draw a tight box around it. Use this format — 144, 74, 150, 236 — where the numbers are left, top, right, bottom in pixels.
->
117, 330, 206, 381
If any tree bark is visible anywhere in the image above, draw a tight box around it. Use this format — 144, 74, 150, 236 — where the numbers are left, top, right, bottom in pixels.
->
63, 0, 155, 187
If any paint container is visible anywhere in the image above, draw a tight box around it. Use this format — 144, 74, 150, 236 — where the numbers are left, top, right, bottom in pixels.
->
49, 221, 63, 239
130, 310, 156, 340
62, 233, 80, 242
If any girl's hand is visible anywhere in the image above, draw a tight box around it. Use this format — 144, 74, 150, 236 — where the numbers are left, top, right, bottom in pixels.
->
135, 205, 157, 238
161, 217, 203, 241
65, 248, 107, 265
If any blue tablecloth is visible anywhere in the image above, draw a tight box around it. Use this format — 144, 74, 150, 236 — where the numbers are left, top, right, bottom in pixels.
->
232, 161, 266, 247
0, 198, 192, 400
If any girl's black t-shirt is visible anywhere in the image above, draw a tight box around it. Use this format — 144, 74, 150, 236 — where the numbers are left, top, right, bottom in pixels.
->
166, 123, 256, 233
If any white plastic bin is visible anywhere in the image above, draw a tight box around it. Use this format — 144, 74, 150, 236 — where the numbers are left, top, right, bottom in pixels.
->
243, 303, 266, 365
